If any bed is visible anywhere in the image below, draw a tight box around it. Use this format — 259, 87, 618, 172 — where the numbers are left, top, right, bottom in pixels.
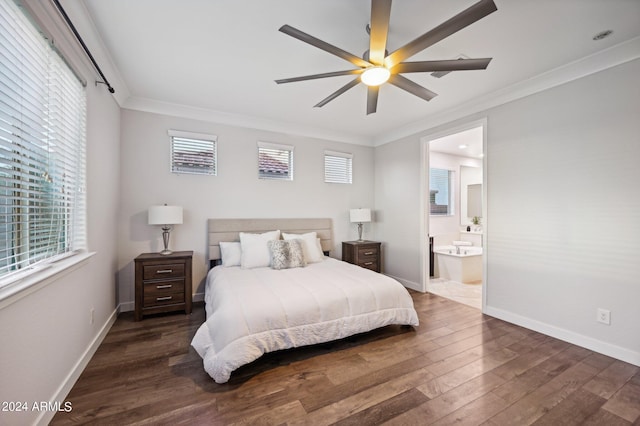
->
191, 218, 419, 383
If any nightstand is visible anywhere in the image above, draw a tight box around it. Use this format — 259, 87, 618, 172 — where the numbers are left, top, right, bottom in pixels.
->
134, 251, 193, 321
342, 241, 381, 273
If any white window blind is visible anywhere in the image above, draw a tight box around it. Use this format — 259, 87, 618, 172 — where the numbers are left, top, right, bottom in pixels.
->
429, 168, 453, 215
324, 150, 352, 184
257, 141, 293, 180
169, 130, 217, 176
0, 0, 87, 283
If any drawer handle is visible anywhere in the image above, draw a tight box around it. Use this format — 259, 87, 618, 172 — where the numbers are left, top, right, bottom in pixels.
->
156, 284, 172, 289
364, 262, 373, 266
156, 269, 173, 274
156, 296, 173, 301
363, 252, 374, 255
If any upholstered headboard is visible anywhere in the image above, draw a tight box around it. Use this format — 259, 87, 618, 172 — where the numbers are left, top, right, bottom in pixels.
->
207, 218, 333, 264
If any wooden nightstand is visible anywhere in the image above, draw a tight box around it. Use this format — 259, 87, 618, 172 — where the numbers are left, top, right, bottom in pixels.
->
342, 241, 381, 273
134, 251, 193, 321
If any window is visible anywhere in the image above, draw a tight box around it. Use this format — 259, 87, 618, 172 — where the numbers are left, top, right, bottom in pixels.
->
169, 130, 217, 175
0, 0, 87, 284
324, 150, 352, 184
429, 168, 454, 215
258, 141, 293, 180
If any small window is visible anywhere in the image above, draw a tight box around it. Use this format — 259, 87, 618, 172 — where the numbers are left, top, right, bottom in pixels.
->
430, 168, 454, 215
169, 130, 217, 176
324, 150, 353, 184
258, 142, 293, 180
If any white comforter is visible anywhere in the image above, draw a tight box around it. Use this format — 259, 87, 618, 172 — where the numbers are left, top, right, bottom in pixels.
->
191, 257, 419, 383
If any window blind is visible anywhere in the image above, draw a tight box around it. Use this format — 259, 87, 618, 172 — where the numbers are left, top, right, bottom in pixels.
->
324, 150, 352, 184
0, 0, 87, 283
169, 130, 217, 176
257, 141, 293, 180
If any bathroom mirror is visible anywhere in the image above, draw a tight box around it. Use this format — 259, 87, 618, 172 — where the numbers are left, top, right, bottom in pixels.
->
460, 165, 482, 226
467, 184, 482, 218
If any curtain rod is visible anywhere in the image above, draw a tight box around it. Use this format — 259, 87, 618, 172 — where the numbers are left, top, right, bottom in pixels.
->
51, 0, 115, 93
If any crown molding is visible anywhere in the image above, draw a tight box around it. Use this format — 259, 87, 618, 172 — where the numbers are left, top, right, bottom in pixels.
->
122, 97, 371, 146
123, 36, 639, 148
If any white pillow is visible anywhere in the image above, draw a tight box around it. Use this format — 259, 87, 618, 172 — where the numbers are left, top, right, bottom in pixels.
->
282, 231, 324, 263
240, 230, 281, 268
219, 242, 241, 267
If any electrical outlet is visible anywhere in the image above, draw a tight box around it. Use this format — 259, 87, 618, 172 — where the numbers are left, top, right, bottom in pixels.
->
90, 307, 95, 325
597, 308, 610, 325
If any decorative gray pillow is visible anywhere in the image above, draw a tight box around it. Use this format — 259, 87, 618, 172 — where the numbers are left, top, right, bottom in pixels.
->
268, 239, 306, 270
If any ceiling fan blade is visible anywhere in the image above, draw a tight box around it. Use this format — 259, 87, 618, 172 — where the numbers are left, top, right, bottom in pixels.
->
368, 0, 392, 66
367, 86, 379, 115
389, 74, 437, 102
276, 69, 363, 84
314, 78, 361, 108
393, 58, 492, 74
384, 0, 497, 68
279, 25, 371, 69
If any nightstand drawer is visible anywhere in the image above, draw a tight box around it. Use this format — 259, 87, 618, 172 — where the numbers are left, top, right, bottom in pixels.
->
144, 291, 185, 307
357, 246, 379, 259
358, 260, 379, 271
143, 263, 185, 280
143, 279, 185, 297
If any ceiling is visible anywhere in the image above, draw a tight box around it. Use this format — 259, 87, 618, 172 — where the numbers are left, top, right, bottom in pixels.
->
430, 126, 483, 159
75, 0, 640, 145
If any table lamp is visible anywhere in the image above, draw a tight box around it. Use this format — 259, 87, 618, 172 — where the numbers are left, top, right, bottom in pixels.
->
148, 205, 183, 255
350, 208, 371, 241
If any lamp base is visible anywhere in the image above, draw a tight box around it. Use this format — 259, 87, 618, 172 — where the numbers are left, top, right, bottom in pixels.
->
357, 222, 364, 241
160, 226, 173, 255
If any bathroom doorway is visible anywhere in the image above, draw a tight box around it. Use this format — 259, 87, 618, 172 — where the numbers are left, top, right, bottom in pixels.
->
421, 121, 486, 310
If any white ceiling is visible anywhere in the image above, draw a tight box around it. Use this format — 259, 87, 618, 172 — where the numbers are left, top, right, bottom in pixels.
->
75, 0, 640, 145
430, 126, 483, 159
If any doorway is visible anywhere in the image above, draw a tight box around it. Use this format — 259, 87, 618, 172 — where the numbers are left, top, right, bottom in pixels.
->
421, 120, 486, 310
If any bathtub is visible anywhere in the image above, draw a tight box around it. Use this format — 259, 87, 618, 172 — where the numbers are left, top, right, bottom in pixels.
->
434, 245, 483, 283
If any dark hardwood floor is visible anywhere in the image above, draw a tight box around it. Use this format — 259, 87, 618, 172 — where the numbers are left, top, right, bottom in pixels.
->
52, 292, 640, 425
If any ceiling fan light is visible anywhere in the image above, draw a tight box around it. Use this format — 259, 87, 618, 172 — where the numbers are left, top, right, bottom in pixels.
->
361, 66, 390, 86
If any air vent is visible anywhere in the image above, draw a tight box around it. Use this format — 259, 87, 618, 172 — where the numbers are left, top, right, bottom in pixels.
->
431, 54, 469, 78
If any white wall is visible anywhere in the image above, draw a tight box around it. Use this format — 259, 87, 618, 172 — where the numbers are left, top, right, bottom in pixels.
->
485, 58, 640, 363
374, 58, 640, 365
117, 109, 374, 308
373, 138, 424, 288
0, 3, 122, 425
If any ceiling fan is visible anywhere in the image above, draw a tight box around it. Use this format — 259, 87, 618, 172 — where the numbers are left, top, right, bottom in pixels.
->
275, 0, 497, 115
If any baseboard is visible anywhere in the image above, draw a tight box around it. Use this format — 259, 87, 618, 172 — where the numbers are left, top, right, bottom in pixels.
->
36, 305, 119, 426
386, 274, 423, 293
484, 305, 640, 367
193, 292, 204, 303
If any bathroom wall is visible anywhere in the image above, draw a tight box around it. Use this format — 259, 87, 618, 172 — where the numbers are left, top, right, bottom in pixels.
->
428, 151, 482, 245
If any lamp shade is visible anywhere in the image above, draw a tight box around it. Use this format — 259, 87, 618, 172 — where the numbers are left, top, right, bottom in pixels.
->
350, 208, 371, 223
148, 205, 183, 225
